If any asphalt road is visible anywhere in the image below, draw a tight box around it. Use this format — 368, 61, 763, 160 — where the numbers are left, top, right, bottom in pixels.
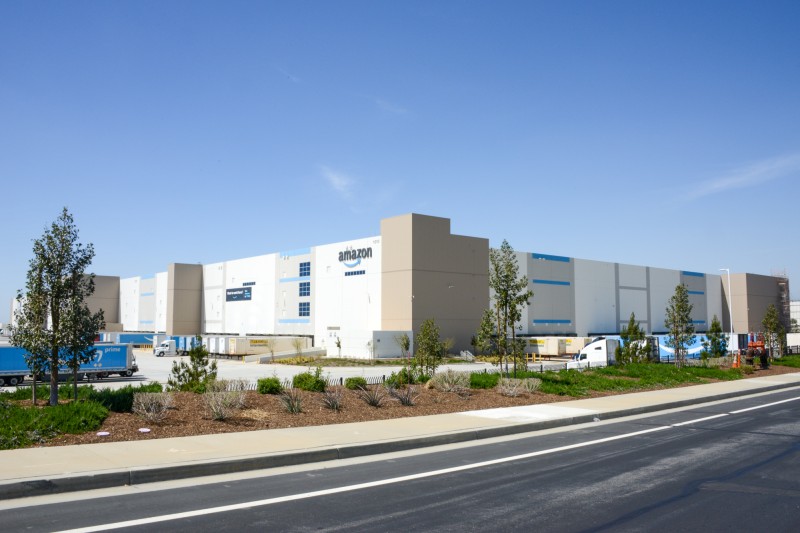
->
3, 388, 800, 532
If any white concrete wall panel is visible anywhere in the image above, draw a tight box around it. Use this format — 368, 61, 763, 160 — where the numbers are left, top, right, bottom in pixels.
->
619, 289, 648, 323
705, 274, 723, 328
120, 277, 140, 331
618, 264, 647, 288
573, 259, 616, 335
222, 254, 276, 335
649, 268, 681, 333
155, 272, 168, 332
314, 236, 381, 357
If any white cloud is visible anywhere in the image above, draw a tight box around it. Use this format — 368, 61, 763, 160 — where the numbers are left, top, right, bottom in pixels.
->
321, 166, 355, 201
689, 152, 800, 200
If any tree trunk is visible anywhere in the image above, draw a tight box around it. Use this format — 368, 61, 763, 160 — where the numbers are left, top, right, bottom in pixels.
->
73, 367, 79, 401
50, 347, 59, 406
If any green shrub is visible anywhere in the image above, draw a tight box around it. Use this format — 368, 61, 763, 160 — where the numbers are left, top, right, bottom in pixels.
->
345, 376, 368, 390
257, 377, 284, 394
470, 372, 500, 389
88, 382, 163, 413
38, 401, 108, 434
292, 367, 326, 392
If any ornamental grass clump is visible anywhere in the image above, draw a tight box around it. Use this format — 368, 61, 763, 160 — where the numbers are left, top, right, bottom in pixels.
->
280, 389, 304, 414
388, 385, 419, 406
429, 369, 470, 394
321, 388, 344, 411
356, 385, 387, 407
132, 392, 174, 424
496, 377, 525, 397
203, 391, 238, 421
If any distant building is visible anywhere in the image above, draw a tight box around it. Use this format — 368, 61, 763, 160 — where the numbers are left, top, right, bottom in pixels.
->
10, 214, 791, 358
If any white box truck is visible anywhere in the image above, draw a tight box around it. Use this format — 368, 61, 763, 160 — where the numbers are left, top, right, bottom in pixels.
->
567, 337, 619, 370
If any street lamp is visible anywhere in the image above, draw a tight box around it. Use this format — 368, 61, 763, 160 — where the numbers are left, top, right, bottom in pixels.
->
720, 268, 734, 363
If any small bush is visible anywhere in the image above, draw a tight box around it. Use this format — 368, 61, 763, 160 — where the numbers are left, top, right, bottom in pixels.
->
132, 392, 174, 423
280, 389, 304, 414
38, 401, 109, 434
496, 378, 525, 397
321, 388, 344, 411
345, 376, 368, 390
521, 377, 542, 393
429, 369, 470, 393
293, 367, 327, 393
89, 382, 164, 413
206, 379, 248, 409
389, 385, 419, 406
257, 376, 284, 395
470, 372, 500, 389
356, 386, 387, 407
203, 391, 238, 421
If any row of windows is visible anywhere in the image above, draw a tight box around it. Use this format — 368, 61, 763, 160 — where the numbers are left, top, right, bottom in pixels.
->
344, 270, 366, 277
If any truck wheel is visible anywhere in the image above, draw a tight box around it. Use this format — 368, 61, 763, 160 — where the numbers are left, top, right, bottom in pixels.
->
0, 377, 6, 387
8, 376, 19, 386
123, 370, 133, 377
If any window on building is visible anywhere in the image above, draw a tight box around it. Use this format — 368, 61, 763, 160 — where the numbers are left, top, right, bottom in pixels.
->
299, 302, 310, 317
299, 262, 310, 277
299, 281, 310, 297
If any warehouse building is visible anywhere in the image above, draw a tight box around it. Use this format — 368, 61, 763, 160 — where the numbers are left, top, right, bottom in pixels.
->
16, 213, 789, 358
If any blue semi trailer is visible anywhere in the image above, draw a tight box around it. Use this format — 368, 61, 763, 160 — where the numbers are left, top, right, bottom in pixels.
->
0, 344, 139, 386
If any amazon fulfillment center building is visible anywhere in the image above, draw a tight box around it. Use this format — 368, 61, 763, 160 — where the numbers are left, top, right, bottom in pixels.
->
39, 213, 790, 358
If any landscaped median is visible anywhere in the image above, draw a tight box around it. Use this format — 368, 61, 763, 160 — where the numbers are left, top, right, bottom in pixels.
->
2, 359, 799, 450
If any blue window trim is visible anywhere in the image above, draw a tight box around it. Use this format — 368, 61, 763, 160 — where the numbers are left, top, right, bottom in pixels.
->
687, 290, 705, 295
280, 248, 311, 258
278, 319, 311, 324
682, 271, 705, 278
279, 276, 310, 283
532, 253, 571, 263
532, 319, 572, 324
140, 292, 155, 297
531, 279, 571, 286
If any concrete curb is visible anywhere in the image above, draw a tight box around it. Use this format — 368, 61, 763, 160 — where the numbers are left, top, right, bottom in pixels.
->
2, 380, 799, 500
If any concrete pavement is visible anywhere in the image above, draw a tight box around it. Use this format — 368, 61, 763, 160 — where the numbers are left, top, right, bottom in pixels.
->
2, 372, 800, 500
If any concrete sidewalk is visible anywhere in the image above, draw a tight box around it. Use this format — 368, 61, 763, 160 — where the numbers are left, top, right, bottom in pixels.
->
2, 373, 800, 500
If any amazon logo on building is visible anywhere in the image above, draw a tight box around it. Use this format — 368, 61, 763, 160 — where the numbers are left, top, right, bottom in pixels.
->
339, 246, 372, 268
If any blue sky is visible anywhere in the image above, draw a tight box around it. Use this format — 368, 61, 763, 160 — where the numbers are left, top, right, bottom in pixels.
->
2, 1, 799, 323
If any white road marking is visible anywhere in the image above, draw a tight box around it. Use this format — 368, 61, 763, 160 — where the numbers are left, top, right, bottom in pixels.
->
57, 396, 800, 532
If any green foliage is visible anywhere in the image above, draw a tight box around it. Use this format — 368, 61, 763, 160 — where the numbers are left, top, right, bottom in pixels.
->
701, 315, 728, 362
475, 309, 496, 356
774, 354, 800, 368
488, 240, 533, 375
664, 284, 696, 369
0, 401, 108, 450
274, 356, 321, 366
617, 312, 649, 365
257, 376, 285, 394
88, 382, 164, 412
394, 333, 411, 359
167, 336, 218, 392
470, 372, 501, 389
11, 208, 106, 406
280, 389, 304, 414
385, 367, 429, 387
356, 385, 387, 407
321, 388, 344, 411
762, 304, 782, 357
414, 318, 444, 376
292, 367, 327, 392
344, 376, 368, 390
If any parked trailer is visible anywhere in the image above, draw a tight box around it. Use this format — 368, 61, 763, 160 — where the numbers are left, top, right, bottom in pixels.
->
0, 344, 138, 385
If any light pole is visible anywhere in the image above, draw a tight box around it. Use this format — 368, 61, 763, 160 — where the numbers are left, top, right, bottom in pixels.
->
720, 268, 734, 364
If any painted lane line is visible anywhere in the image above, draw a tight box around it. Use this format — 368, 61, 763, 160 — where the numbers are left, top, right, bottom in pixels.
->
670, 414, 729, 427
58, 399, 800, 533
729, 396, 800, 414
58, 426, 672, 532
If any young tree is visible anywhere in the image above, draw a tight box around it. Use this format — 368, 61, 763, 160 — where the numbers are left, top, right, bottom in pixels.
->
168, 336, 218, 392
414, 318, 443, 376
11, 208, 104, 406
762, 304, 781, 358
617, 312, 649, 365
488, 240, 533, 376
664, 284, 695, 369
263, 338, 276, 363
475, 309, 496, 356
701, 314, 728, 363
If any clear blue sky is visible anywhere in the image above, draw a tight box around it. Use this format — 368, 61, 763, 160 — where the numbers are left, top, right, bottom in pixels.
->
2, 1, 799, 323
